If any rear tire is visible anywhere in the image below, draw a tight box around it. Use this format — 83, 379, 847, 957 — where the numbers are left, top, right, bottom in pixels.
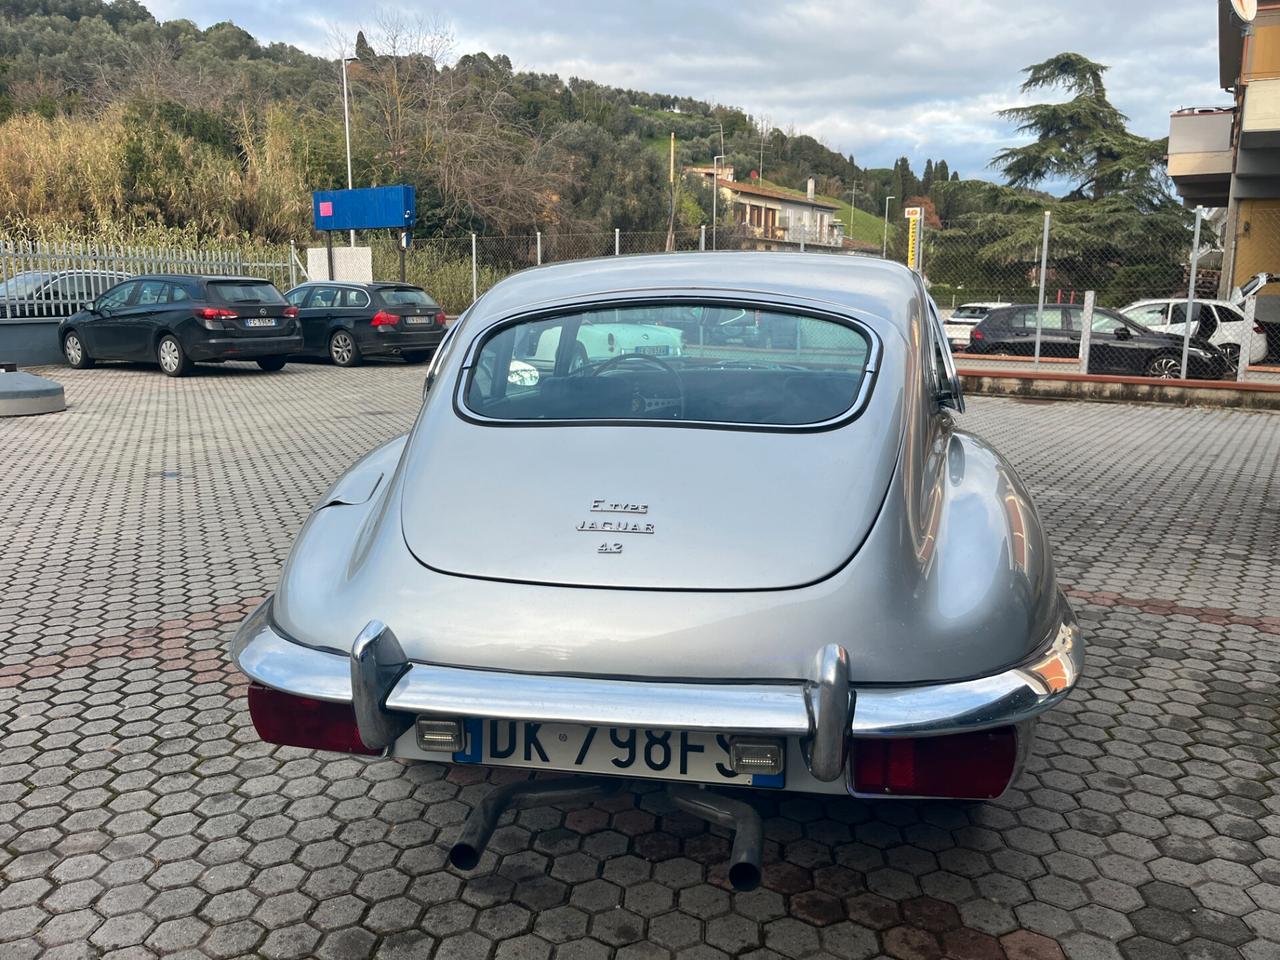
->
256, 357, 287, 372
329, 330, 361, 367
157, 335, 191, 378
402, 350, 431, 365
63, 331, 94, 369
1146, 354, 1181, 380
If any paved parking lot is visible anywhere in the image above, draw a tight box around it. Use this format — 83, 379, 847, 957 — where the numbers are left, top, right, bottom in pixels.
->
2, 361, 1279, 960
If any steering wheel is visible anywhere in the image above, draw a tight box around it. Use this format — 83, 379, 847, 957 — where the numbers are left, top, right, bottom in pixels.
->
591, 353, 685, 419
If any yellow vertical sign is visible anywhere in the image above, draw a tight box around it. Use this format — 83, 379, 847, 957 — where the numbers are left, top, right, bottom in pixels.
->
904, 206, 922, 270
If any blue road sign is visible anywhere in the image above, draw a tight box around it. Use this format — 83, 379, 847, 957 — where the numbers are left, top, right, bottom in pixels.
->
313, 186, 416, 232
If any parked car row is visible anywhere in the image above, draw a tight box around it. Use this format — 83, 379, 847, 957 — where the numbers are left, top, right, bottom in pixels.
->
55, 275, 447, 377
965, 303, 1233, 379
946, 275, 1271, 378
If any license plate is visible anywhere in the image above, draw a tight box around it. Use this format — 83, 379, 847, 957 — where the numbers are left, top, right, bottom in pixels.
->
405, 316, 430, 325
244, 318, 276, 327
449, 719, 784, 788
633, 345, 670, 356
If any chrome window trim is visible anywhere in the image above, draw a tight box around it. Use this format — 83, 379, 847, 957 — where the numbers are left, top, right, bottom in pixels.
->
450, 296, 883, 433
925, 296, 964, 413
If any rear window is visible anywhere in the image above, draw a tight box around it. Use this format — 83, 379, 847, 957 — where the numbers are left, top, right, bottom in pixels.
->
210, 281, 285, 305
952, 306, 989, 319
463, 303, 874, 427
379, 287, 436, 307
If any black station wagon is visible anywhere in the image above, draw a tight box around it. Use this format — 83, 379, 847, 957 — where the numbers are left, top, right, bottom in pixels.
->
59, 275, 302, 377
283, 282, 448, 367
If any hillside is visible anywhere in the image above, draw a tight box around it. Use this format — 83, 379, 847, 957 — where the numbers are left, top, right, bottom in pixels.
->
0, 0, 955, 242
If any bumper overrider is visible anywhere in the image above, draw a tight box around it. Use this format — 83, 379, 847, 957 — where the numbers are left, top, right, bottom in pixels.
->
230, 595, 1083, 800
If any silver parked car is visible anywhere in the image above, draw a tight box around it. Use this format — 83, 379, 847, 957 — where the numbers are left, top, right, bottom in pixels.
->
231, 253, 1082, 888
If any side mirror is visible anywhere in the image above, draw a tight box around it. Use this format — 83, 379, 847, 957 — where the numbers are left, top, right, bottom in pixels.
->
1114, 326, 1131, 341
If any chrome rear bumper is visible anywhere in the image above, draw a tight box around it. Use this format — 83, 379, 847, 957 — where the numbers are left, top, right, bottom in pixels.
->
231, 596, 1083, 787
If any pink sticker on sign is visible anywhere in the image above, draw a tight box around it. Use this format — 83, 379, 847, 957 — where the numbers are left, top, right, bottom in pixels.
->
319, 201, 334, 217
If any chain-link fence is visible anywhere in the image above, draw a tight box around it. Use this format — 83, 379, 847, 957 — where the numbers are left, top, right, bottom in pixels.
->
919, 208, 1280, 386
381, 213, 1277, 386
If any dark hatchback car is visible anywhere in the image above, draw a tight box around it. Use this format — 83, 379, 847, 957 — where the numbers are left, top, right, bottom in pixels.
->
283, 282, 447, 366
59, 275, 302, 377
968, 303, 1231, 379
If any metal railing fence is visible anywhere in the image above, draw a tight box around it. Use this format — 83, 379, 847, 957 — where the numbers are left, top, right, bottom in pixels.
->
0, 238, 295, 322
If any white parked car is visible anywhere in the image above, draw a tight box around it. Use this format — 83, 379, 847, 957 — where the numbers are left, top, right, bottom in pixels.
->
1121, 298, 1266, 366
944, 302, 1011, 352
522, 317, 684, 372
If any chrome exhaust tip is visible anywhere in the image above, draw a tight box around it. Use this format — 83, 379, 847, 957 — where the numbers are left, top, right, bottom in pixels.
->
667, 785, 763, 893
447, 777, 618, 872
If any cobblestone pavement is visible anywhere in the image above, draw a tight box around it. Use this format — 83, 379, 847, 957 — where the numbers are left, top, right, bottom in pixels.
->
2, 361, 1279, 960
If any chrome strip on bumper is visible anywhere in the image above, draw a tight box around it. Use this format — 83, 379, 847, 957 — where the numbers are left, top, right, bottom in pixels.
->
231, 599, 1083, 742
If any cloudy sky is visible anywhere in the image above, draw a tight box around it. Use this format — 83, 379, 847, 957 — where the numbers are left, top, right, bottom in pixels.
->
146, 0, 1228, 183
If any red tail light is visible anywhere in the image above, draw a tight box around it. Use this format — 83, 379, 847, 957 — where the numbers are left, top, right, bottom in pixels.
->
246, 684, 380, 755
971, 329, 985, 341
283, 306, 299, 319
1255, 323, 1265, 334
194, 307, 238, 331
852, 728, 1018, 799
371, 311, 399, 327
436, 311, 447, 325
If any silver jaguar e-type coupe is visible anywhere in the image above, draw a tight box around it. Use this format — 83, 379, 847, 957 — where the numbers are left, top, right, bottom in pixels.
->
231, 252, 1082, 887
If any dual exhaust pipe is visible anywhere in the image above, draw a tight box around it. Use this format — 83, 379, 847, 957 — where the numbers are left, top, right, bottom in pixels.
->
448, 777, 764, 892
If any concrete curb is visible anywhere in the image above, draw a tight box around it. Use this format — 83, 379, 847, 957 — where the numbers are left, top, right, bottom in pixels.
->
959, 368, 1280, 410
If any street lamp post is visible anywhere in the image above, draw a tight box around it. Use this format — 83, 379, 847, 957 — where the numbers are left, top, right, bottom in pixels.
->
341, 56, 359, 247
847, 183, 859, 237
711, 154, 726, 251
882, 196, 895, 259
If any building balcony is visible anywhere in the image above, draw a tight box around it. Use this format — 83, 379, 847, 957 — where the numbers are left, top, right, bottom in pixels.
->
1168, 107, 1234, 207
1242, 78, 1280, 149
1236, 79, 1280, 200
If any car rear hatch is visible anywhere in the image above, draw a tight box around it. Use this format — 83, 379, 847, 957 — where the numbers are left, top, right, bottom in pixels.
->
376, 287, 446, 331
208, 280, 293, 336
399, 413, 901, 591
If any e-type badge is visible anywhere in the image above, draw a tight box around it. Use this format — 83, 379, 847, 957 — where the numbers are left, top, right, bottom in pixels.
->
583, 499, 652, 550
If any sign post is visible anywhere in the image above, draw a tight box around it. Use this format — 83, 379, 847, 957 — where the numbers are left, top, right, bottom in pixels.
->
398, 230, 412, 282
312, 186, 417, 281
1078, 290, 1095, 374
1239, 297, 1257, 382
1181, 206, 1205, 381
903, 206, 923, 271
